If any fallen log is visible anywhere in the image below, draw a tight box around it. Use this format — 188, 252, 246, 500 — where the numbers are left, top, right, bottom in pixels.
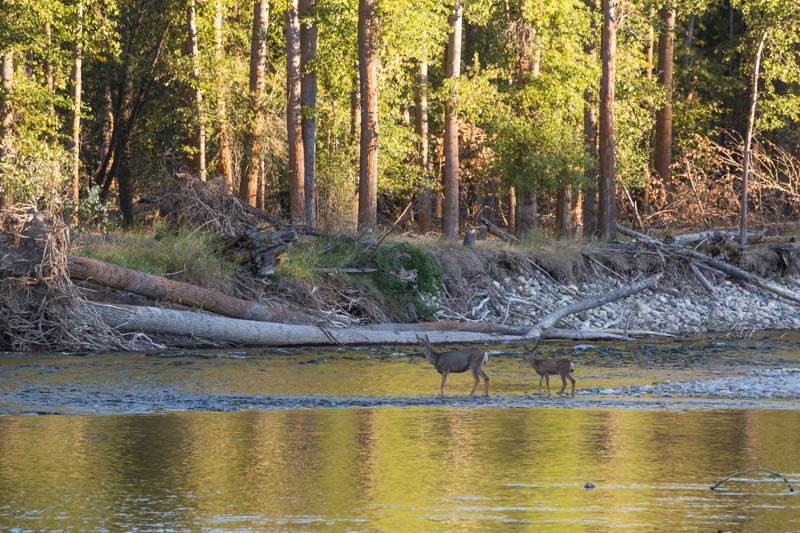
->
68, 255, 316, 325
90, 302, 660, 346
481, 217, 519, 243
526, 274, 662, 338
617, 225, 800, 306
90, 303, 538, 346
672, 229, 763, 246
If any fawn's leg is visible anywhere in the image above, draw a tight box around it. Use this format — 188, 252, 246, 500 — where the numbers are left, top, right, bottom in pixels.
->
440, 370, 449, 396
559, 375, 567, 395
568, 374, 576, 397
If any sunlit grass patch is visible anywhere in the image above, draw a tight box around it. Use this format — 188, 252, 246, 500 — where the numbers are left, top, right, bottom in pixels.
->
73, 222, 237, 289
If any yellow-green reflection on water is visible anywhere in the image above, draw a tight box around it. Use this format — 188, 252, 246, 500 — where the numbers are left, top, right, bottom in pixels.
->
1, 408, 799, 531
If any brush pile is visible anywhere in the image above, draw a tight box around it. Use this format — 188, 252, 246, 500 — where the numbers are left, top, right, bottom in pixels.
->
0, 206, 160, 352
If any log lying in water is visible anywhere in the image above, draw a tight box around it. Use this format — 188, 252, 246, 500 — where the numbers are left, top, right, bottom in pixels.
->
68, 254, 315, 325
90, 303, 657, 346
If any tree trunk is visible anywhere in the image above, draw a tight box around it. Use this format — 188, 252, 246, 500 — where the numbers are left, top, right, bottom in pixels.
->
416, 61, 432, 234
187, 0, 206, 182
645, 9, 654, 80
67, 254, 315, 325
95, 84, 114, 185
71, 1, 84, 219
357, 0, 378, 230
350, 64, 360, 140
0, 52, 12, 210
240, 0, 269, 207
285, 0, 305, 224
598, 0, 617, 241
582, 0, 598, 236
442, 0, 463, 240
0, 52, 13, 153
654, 8, 675, 189
214, 0, 234, 192
515, 187, 535, 236
45, 22, 55, 119
299, 0, 317, 227
740, 26, 770, 247
350, 65, 360, 228
556, 187, 573, 237
680, 13, 695, 70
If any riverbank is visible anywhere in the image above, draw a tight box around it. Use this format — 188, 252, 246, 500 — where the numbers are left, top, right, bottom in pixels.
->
3, 200, 800, 351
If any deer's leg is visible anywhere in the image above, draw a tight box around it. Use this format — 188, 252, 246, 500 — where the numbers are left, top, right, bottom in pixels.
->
470, 367, 479, 395
538, 374, 544, 395
545, 374, 551, 396
478, 367, 489, 396
559, 374, 567, 395
568, 374, 576, 397
440, 370, 449, 396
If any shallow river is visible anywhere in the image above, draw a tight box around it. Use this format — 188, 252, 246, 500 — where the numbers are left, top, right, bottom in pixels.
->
2, 334, 800, 531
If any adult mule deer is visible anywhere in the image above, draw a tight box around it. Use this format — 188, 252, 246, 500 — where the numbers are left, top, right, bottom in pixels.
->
419, 335, 489, 396
524, 346, 576, 397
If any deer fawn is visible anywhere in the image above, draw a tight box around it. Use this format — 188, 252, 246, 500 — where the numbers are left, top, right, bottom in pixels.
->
523, 346, 576, 397
419, 336, 489, 396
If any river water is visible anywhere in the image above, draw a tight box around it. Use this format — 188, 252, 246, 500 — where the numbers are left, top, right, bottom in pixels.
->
1, 334, 800, 531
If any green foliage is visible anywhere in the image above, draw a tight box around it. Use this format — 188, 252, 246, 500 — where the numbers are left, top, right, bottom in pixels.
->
276, 237, 441, 321
0, 137, 69, 208
372, 242, 441, 320
76, 224, 237, 289
65, 185, 115, 233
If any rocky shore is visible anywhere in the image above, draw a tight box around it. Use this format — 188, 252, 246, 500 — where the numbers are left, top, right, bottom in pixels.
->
431, 266, 800, 336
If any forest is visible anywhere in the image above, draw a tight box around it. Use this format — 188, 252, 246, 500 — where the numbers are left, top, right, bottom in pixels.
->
0, 0, 798, 241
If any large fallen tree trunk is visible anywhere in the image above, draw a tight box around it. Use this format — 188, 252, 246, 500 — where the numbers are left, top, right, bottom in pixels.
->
90, 303, 649, 345
68, 255, 316, 325
617, 225, 800, 306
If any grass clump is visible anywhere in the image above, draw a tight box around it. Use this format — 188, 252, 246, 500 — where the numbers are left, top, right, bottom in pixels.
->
75, 223, 237, 289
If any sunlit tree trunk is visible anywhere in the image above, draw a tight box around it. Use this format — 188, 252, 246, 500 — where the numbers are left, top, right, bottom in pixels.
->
0, 52, 12, 209
45, 22, 55, 119
300, 0, 317, 227
442, 0, 463, 240
740, 25, 770, 247
416, 61, 432, 234
187, 0, 206, 182
357, 0, 378, 230
654, 8, 675, 190
240, 0, 268, 207
286, 0, 304, 224
214, 0, 233, 191
582, 0, 598, 237
598, 0, 617, 241
71, 1, 84, 218
350, 64, 360, 227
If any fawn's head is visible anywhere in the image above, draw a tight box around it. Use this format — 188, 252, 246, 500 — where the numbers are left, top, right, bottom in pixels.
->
523, 344, 539, 364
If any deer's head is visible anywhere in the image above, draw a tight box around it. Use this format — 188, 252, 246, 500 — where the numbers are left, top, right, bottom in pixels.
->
418, 335, 436, 364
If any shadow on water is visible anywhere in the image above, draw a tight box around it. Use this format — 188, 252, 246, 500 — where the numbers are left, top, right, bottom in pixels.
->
1, 332, 800, 530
